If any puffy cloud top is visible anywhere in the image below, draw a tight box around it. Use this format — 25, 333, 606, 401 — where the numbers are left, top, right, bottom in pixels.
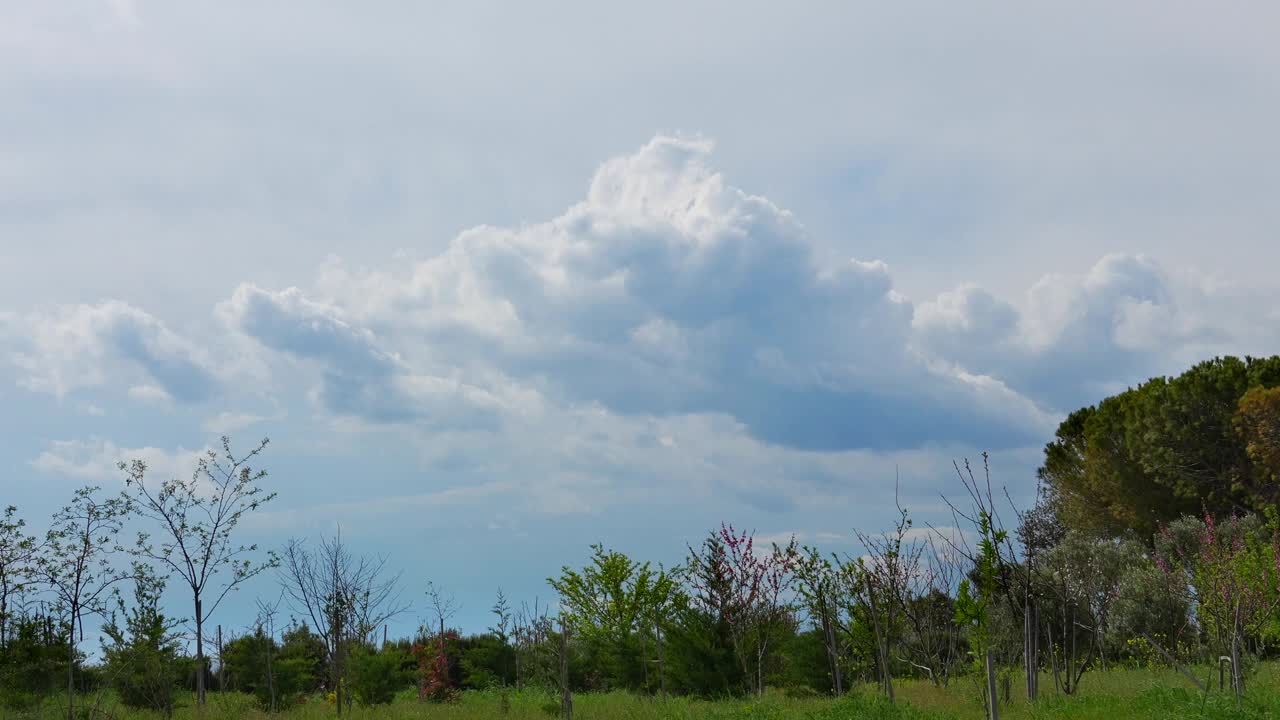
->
2, 300, 218, 402
245, 136, 1056, 449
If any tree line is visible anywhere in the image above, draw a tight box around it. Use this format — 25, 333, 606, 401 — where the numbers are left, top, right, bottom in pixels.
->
1, 355, 1278, 719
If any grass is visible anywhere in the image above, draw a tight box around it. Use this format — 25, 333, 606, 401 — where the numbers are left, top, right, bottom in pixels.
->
7, 666, 1280, 719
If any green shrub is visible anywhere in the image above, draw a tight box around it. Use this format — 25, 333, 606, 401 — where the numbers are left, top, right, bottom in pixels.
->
99, 573, 181, 715
347, 644, 412, 705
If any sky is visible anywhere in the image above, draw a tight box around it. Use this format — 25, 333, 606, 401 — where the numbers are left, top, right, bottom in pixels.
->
2, 1, 1280, 645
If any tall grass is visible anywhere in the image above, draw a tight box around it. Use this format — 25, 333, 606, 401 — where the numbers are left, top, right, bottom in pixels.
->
7, 665, 1280, 720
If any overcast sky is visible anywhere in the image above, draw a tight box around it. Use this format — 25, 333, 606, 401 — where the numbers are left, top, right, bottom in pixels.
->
3, 1, 1279, 640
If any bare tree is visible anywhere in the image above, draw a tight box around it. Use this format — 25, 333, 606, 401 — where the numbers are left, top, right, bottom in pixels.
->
931, 455, 1033, 717
121, 435, 278, 705
31, 486, 132, 720
491, 588, 513, 713
424, 580, 460, 642
897, 537, 963, 688
254, 592, 285, 712
278, 529, 406, 716
511, 598, 552, 690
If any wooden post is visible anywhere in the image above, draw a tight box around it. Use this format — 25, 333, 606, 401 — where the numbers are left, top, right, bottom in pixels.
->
217, 625, 224, 693
656, 620, 667, 699
1231, 616, 1243, 709
559, 618, 573, 720
383, 624, 387, 648
985, 649, 999, 720
1024, 600, 1038, 702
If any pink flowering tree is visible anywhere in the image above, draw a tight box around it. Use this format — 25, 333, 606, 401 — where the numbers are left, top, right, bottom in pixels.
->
1155, 508, 1280, 704
686, 523, 797, 697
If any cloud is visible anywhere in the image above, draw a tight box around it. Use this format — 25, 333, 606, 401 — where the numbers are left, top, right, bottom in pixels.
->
284, 136, 1056, 450
31, 437, 205, 483
912, 253, 1264, 409
128, 384, 173, 404
217, 284, 512, 429
201, 408, 284, 435
1, 300, 219, 403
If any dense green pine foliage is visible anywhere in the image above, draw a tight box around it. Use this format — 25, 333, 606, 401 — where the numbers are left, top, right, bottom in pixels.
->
1039, 355, 1280, 537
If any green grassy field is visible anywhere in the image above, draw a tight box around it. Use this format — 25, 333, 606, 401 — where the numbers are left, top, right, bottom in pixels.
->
11, 665, 1280, 720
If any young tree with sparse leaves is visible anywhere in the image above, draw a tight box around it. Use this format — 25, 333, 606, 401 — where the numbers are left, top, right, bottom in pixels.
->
121, 435, 278, 706
0, 505, 35, 651
31, 486, 132, 720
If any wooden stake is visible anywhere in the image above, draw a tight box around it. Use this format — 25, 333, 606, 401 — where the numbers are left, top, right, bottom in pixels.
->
217, 625, 224, 693
985, 649, 999, 720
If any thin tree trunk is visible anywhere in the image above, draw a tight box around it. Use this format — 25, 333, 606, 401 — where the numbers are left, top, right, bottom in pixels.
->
880, 636, 895, 703
1024, 599, 1038, 702
195, 597, 206, 706
67, 631, 76, 720
867, 586, 893, 703
640, 630, 649, 691
1048, 621, 1061, 694
824, 612, 843, 695
756, 644, 765, 698
335, 617, 344, 717
1067, 606, 1076, 695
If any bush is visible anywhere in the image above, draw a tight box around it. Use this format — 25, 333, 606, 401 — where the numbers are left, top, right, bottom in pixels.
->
347, 644, 411, 705
99, 573, 182, 715
0, 613, 70, 707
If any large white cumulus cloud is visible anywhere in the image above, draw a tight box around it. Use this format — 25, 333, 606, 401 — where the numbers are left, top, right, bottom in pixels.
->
5, 138, 1269, 454
241, 136, 1056, 450
0, 300, 219, 402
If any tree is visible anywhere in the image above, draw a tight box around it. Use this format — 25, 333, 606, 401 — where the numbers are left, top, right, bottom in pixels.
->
937, 455, 1035, 718
1040, 356, 1280, 538
686, 524, 797, 697
793, 547, 846, 695
1235, 385, 1280, 505
121, 435, 278, 706
0, 605, 69, 709
222, 616, 323, 710
511, 598, 555, 692
490, 588, 513, 696
852, 495, 926, 704
100, 567, 183, 716
346, 643, 410, 705
0, 505, 34, 651
31, 486, 132, 720
548, 544, 671, 691
422, 581, 461, 701
278, 529, 406, 716
1154, 510, 1280, 707
1035, 532, 1145, 694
